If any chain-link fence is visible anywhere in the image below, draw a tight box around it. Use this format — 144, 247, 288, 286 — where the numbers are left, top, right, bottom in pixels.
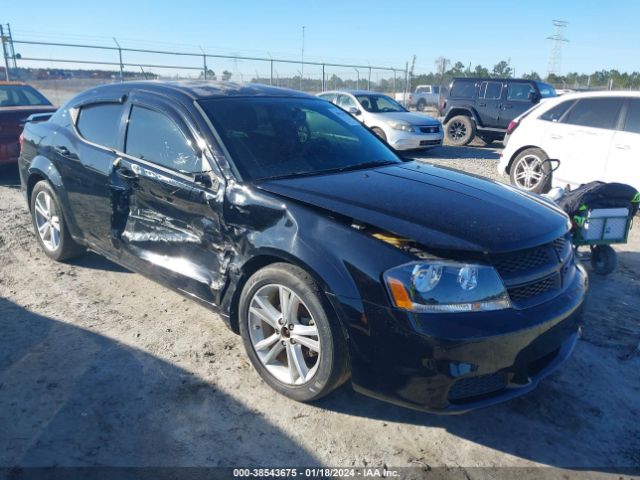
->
1, 33, 411, 106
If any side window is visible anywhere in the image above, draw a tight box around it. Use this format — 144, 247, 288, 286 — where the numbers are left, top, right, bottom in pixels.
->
125, 106, 200, 174
337, 95, 357, 110
76, 103, 124, 149
539, 100, 575, 122
479, 81, 502, 100
450, 81, 476, 98
562, 98, 624, 130
623, 99, 640, 134
318, 93, 337, 104
507, 83, 535, 101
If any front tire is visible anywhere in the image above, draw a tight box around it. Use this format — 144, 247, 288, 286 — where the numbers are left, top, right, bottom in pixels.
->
238, 263, 349, 402
371, 127, 387, 142
30, 181, 84, 262
445, 115, 475, 146
509, 148, 552, 194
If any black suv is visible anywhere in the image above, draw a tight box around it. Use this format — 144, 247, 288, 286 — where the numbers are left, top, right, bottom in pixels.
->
441, 78, 556, 146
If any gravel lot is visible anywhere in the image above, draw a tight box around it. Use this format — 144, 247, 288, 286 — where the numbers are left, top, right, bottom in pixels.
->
0, 143, 639, 476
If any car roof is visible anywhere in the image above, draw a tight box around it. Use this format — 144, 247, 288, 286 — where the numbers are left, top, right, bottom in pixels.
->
68, 80, 312, 105
551, 90, 640, 100
451, 77, 544, 83
319, 90, 388, 96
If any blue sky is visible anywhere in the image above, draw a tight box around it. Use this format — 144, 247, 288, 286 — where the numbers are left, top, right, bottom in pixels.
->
5, 0, 639, 78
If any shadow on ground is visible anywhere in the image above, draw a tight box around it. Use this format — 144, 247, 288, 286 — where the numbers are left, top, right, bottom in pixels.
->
0, 298, 319, 468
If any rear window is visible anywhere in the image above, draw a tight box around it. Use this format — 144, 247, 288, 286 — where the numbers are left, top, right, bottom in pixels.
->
449, 80, 476, 98
623, 98, 640, 134
561, 97, 624, 130
536, 82, 557, 98
539, 100, 575, 122
76, 103, 123, 149
0, 85, 51, 107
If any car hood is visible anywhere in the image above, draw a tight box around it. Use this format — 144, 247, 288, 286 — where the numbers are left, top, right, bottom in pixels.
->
374, 111, 439, 126
256, 162, 568, 254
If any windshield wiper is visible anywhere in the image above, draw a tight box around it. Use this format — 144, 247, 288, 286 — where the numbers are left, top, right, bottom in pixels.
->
260, 160, 397, 181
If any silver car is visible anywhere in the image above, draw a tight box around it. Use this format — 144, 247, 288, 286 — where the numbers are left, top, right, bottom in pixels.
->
316, 90, 443, 151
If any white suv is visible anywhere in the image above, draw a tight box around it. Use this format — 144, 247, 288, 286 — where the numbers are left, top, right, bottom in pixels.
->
498, 91, 640, 193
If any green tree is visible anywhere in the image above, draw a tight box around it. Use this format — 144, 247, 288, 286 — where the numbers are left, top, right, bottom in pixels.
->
492, 60, 512, 78
473, 65, 490, 77
221, 70, 232, 81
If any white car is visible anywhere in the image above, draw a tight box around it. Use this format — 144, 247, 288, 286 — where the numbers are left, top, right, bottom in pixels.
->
499, 91, 640, 193
316, 90, 443, 151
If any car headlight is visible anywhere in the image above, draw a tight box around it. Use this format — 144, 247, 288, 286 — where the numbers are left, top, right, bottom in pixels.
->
386, 120, 414, 132
383, 261, 511, 313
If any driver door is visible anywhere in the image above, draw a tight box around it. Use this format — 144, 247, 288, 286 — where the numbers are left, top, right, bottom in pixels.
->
110, 94, 227, 305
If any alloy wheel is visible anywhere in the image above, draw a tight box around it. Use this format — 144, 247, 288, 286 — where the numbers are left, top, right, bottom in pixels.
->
34, 190, 61, 251
248, 284, 321, 385
447, 120, 467, 141
514, 154, 545, 190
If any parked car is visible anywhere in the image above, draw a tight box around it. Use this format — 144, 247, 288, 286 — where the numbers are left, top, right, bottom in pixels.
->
19, 81, 586, 413
394, 84, 441, 111
0, 82, 56, 166
441, 77, 556, 146
317, 90, 443, 151
499, 91, 640, 194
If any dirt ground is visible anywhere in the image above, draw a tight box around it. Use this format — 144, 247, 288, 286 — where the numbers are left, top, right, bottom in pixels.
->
0, 147, 639, 475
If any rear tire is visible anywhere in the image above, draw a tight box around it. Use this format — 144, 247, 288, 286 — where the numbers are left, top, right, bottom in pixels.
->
238, 263, 350, 402
445, 115, 475, 146
591, 245, 617, 275
30, 181, 84, 262
509, 148, 552, 194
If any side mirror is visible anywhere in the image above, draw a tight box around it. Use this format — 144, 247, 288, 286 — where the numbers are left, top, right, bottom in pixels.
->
528, 91, 541, 103
348, 106, 362, 116
194, 172, 214, 189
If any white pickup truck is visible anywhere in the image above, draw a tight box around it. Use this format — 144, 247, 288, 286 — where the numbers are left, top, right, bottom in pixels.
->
395, 85, 441, 111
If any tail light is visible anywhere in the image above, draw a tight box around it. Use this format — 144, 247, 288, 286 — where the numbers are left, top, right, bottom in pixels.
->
506, 120, 519, 135
19, 133, 24, 151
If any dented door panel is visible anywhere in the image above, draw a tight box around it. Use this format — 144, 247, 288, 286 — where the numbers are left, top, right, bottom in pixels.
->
111, 158, 228, 304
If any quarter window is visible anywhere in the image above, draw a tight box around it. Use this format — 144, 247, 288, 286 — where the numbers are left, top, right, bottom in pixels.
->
479, 81, 502, 100
623, 98, 640, 134
76, 103, 124, 149
539, 100, 575, 122
125, 106, 200, 173
561, 98, 624, 130
450, 80, 476, 98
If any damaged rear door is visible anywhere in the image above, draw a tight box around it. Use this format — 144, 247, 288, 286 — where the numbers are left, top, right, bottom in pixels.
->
111, 93, 228, 305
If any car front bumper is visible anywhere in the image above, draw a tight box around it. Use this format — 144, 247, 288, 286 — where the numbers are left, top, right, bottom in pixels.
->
388, 129, 444, 151
331, 263, 587, 414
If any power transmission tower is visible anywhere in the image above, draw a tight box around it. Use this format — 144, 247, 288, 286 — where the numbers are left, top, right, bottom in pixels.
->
547, 20, 569, 77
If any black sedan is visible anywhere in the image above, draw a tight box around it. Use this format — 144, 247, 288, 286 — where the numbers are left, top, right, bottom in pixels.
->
18, 81, 587, 413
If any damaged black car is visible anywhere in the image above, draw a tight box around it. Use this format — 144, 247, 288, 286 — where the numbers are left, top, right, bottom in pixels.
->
18, 81, 587, 413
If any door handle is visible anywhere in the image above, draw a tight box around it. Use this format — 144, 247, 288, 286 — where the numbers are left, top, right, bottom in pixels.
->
615, 144, 631, 150
550, 134, 563, 140
478, 102, 486, 107
113, 158, 138, 181
502, 104, 513, 109
54, 145, 70, 156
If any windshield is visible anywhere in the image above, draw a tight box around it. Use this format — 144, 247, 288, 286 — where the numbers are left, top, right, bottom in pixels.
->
354, 94, 406, 113
199, 97, 401, 181
0, 85, 52, 107
536, 82, 557, 98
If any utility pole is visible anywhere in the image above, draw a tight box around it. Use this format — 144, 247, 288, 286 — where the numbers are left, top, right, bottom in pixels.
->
0, 25, 10, 81
300, 26, 305, 91
547, 20, 569, 78
113, 37, 124, 82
